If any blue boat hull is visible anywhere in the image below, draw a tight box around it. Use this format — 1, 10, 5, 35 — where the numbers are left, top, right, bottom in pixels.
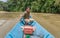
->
5, 20, 54, 38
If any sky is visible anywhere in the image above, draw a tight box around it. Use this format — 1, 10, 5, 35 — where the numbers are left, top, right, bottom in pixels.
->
0, 0, 7, 2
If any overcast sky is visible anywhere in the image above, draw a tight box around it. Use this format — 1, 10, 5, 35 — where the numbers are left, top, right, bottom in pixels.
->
0, 0, 7, 2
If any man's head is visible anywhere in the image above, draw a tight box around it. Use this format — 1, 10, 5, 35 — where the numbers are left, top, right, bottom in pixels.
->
26, 7, 30, 13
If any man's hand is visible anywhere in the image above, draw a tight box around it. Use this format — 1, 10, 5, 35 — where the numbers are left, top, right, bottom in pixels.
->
25, 18, 34, 23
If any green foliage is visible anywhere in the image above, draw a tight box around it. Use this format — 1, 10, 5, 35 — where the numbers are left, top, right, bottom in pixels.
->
0, 1, 4, 11
0, 0, 60, 13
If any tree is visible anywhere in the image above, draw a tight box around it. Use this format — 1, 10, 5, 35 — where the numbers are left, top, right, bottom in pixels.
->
0, 0, 60, 13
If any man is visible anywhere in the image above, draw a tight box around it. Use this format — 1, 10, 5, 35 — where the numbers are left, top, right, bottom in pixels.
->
21, 7, 34, 25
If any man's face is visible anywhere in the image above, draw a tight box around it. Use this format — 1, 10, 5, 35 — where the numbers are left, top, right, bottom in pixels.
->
26, 8, 30, 13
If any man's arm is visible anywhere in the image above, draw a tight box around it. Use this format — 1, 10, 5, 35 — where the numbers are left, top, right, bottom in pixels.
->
20, 12, 26, 19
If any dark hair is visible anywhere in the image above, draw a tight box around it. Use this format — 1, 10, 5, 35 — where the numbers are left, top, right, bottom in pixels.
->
25, 6, 31, 10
